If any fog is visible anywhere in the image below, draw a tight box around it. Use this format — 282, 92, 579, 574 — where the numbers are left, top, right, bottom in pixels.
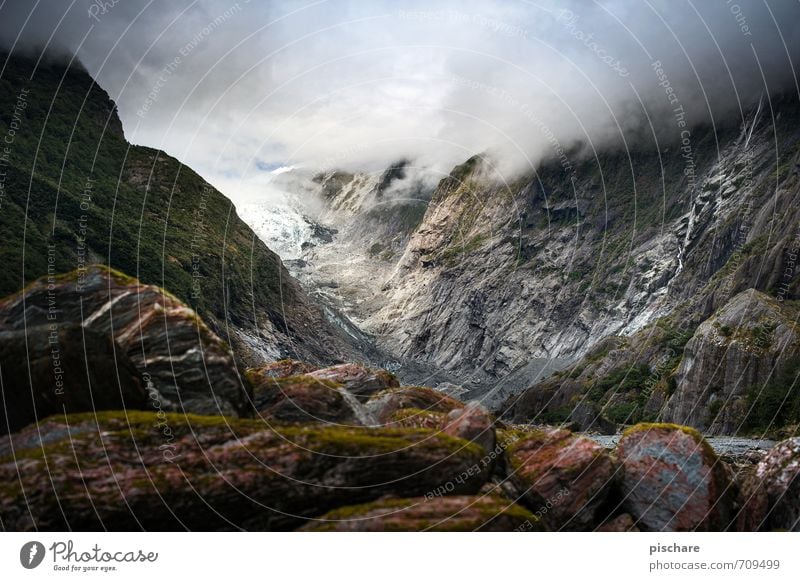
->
2, 0, 798, 201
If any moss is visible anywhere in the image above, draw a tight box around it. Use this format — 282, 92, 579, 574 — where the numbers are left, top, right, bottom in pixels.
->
2, 411, 485, 466
308, 495, 539, 531
294, 424, 482, 457
388, 407, 447, 429
621, 422, 717, 461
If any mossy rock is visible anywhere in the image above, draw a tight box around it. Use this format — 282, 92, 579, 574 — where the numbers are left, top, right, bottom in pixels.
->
617, 422, 735, 531
0, 411, 489, 531
368, 385, 464, 425
300, 494, 544, 531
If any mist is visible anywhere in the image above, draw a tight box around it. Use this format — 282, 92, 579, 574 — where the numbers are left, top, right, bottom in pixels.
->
1, 0, 799, 200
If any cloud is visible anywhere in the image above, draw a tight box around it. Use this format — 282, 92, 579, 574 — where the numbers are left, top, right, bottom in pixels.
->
2, 0, 799, 199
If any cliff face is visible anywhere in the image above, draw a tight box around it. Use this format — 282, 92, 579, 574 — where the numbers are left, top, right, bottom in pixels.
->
661, 290, 800, 434
371, 96, 798, 374
0, 51, 365, 368
495, 95, 800, 433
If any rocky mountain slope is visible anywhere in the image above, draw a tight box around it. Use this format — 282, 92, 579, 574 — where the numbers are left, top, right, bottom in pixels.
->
0, 51, 367, 368
495, 96, 800, 435
243, 93, 800, 436
2, 264, 797, 531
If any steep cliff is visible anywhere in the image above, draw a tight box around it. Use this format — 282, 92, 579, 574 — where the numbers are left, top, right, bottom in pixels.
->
500, 94, 800, 433
0, 51, 366, 368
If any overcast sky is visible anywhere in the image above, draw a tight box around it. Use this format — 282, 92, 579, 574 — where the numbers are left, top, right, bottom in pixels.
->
1, 0, 799, 203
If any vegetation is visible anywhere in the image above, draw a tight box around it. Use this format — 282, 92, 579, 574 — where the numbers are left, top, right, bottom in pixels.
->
0, 51, 293, 337
744, 356, 800, 432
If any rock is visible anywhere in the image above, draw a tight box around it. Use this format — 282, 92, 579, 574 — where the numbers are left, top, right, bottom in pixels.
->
662, 290, 800, 434
597, 513, 639, 532
0, 266, 246, 416
0, 412, 489, 531
386, 408, 447, 430
300, 495, 544, 531
570, 401, 617, 435
248, 359, 319, 379
369, 394, 495, 455
442, 402, 496, 454
738, 437, 800, 531
617, 423, 735, 531
246, 372, 361, 425
434, 382, 470, 398
0, 325, 146, 435
367, 385, 464, 425
307, 364, 399, 401
507, 428, 614, 530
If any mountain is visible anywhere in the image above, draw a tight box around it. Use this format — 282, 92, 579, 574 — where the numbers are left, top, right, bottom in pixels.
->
247, 94, 800, 435
0, 50, 368, 368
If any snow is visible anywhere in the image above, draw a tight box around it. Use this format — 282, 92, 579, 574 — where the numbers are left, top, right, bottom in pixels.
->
239, 201, 315, 260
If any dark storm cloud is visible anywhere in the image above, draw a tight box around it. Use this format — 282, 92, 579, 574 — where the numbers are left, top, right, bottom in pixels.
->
1, 0, 798, 199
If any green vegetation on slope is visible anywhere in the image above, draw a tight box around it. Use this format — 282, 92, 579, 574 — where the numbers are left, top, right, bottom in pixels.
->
0, 51, 299, 351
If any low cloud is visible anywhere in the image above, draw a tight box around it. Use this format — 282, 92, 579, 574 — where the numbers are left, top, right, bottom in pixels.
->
2, 0, 798, 199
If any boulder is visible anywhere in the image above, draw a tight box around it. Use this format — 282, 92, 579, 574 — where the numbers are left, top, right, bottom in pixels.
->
0, 266, 246, 416
307, 364, 399, 401
738, 437, 800, 531
507, 428, 614, 530
300, 495, 544, 531
0, 412, 489, 530
597, 513, 639, 532
249, 359, 319, 379
246, 372, 363, 425
0, 324, 146, 435
386, 408, 447, 430
442, 402, 496, 454
617, 423, 735, 531
367, 385, 463, 425
370, 395, 495, 455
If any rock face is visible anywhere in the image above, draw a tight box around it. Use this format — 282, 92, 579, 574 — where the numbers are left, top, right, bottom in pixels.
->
0, 324, 146, 435
358, 95, 800, 391
661, 290, 800, 433
300, 495, 543, 531
507, 428, 615, 531
275, 94, 800, 429
0, 266, 246, 416
0, 412, 488, 531
739, 437, 800, 531
505, 289, 800, 436
617, 423, 735, 531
